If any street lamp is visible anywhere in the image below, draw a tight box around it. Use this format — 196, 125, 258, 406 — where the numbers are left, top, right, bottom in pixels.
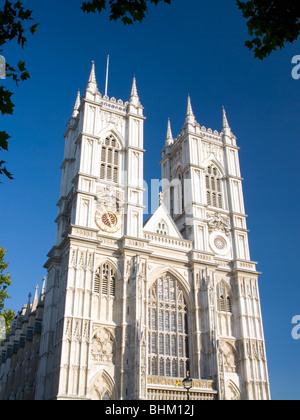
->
182, 371, 193, 400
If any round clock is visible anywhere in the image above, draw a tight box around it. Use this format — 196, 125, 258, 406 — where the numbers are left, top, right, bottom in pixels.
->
214, 236, 227, 250
209, 231, 231, 256
95, 211, 121, 233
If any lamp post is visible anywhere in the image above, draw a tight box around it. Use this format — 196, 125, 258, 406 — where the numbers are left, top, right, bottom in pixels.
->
182, 371, 193, 401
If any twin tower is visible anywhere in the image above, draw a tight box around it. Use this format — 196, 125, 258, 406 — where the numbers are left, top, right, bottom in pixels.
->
0, 62, 270, 400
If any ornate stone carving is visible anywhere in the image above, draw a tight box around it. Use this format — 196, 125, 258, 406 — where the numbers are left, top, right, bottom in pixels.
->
91, 327, 115, 363
226, 380, 241, 400
220, 341, 239, 373
207, 212, 230, 236
90, 371, 116, 400
95, 185, 124, 214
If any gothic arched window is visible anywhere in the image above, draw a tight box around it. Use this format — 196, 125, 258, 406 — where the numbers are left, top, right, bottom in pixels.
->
100, 135, 120, 183
217, 281, 232, 313
206, 164, 223, 209
148, 275, 189, 378
94, 263, 116, 298
156, 220, 168, 236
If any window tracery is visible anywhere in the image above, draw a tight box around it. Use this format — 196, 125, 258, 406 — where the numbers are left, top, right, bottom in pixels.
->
148, 274, 189, 378
217, 281, 232, 313
206, 164, 223, 208
94, 263, 116, 298
100, 135, 120, 183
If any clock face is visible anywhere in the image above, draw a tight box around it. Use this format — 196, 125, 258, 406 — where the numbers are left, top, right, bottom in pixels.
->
95, 211, 121, 233
209, 231, 231, 256
214, 236, 227, 250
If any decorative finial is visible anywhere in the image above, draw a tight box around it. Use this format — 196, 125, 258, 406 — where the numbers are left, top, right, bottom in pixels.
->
88, 61, 96, 84
38, 277, 46, 307
222, 106, 230, 129
31, 284, 39, 312
129, 76, 140, 107
72, 89, 81, 118
165, 118, 174, 145
185, 95, 196, 125
86, 61, 99, 95
222, 106, 232, 138
187, 95, 194, 116
159, 191, 163, 205
130, 76, 138, 98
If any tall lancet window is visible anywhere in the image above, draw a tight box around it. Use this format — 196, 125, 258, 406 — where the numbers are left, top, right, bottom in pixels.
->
100, 135, 119, 183
217, 281, 232, 313
206, 164, 223, 208
94, 263, 116, 298
148, 275, 189, 378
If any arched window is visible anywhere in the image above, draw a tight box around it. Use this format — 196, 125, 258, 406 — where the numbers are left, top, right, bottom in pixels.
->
206, 164, 223, 208
217, 281, 232, 313
156, 220, 168, 236
94, 263, 116, 298
100, 135, 120, 183
148, 274, 189, 378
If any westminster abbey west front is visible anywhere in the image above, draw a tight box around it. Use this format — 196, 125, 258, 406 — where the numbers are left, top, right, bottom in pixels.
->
0, 63, 270, 400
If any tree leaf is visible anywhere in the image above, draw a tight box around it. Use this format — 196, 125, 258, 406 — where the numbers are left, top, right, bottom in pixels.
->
0, 131, 10, 151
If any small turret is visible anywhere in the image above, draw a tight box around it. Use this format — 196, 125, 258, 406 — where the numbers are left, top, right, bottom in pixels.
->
72, 89, 81, 119
221, 106, 235, 145
128, 76, 143, 116
165, 118, 174, 146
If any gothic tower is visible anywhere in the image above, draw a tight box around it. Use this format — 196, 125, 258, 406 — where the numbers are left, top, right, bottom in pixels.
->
159, 97, 271, 400
29, 64, 270, 400
35, 63, 146, 400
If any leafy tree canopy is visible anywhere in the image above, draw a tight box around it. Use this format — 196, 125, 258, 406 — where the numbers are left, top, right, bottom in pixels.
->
1, 0, 300, 180
81, 0, 172, 25
0, 0, 38, 181
0, 247, 15, 334
237, 0, 300, 59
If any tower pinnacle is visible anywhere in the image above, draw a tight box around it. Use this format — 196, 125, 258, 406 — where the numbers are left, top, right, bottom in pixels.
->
129, 76, 141, 109
130, 76, 139, 99
72, 89, 81, 118
86, 61, 99, 95
31, 284, 39, 312
222, 106, 232, 137
165, 118, 174, 146
185, 95, 196, 125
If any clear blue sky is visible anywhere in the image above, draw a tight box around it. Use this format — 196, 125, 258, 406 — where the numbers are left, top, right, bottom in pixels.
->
1, 0, 300, 400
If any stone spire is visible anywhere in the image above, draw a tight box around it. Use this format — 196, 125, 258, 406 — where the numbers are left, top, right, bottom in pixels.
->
128, 76, 143, 115
222, 106, 232, 140
72, 89, 81, 118
31, 284, 39, 313
222, 106, 230, 130
23, 292, 32, 321
129, 76, 140, 106
131, 76, 138, 97
88, 61, 97, 84
165, 118, 174, 146
86, 61, 99, 95
185, 95, 196, 126
38, 277, 46, 307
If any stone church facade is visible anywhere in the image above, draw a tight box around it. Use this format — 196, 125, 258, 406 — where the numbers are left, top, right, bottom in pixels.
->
0, 63, 270, 400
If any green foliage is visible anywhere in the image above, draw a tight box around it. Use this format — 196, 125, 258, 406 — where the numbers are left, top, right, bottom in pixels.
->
0, 247, 15, 334
81, 0, 172, 25
2, 309, 15, 335
0, 0, 38, 181
237, 0, 300, 59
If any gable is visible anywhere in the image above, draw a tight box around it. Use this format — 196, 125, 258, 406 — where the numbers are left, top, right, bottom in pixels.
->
143, 204, 183, 239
